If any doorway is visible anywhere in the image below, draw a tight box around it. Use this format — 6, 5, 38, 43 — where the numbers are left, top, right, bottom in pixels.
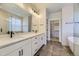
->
50, 20, 59, 42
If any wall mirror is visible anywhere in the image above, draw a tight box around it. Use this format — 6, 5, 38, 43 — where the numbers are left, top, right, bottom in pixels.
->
0, 4, 32, 36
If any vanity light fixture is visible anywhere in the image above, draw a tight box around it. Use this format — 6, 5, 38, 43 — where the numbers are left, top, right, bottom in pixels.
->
16, 3, 41, 18
29, 8, 41, 18
31, 8, 39, 15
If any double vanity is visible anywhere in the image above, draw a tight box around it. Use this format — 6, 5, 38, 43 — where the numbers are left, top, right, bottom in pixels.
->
0, 4, 46, 56
0, 32, 45, 56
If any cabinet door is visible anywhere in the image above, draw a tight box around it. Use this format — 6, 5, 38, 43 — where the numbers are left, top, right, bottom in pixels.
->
5, 43, 27, 56
21, 45, 27, 56
25, 42, 31, 56
22, 39, 31, 56
7, 45, 30, 56
6, 48, 21, 56
38, 35, 42, 48
31, 37, 39, 55
41, 34, 45, 45
6, 51, 18, 56
23, 41, 31, 56
39, 34, 44, 45
40, 35, 43, 46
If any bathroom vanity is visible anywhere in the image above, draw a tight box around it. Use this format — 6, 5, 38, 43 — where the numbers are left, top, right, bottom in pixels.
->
0, 33, 45, 56
0, 4, 46, 56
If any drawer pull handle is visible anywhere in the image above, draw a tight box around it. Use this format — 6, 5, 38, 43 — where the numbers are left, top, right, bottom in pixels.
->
35, 42, 37, 44
21, 49, 23, 56
35, 37, 37, 39
19, 51, 21, 56
19, 49, 23, 56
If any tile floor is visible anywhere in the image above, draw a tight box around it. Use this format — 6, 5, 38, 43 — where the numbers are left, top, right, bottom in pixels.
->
35, 38, 74, 56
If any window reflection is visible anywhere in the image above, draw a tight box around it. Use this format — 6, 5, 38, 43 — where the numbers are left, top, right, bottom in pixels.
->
8, 16, 21, 32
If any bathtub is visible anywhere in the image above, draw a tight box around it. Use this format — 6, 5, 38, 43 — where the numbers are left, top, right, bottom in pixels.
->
68, 36, 79, 55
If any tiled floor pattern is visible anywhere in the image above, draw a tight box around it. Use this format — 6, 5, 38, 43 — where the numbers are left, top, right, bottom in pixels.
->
35, 38, 74, 56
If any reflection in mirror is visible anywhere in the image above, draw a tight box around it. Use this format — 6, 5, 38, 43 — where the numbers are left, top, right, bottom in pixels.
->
8, 16, 22, 34
8, 15, 32, 33
0, 10, 8, 34
0, 8, 32, 36
8, 15, 32, 36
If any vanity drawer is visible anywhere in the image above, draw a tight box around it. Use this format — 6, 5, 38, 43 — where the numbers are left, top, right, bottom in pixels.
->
31, 34, 44, 55
0, 40, 27, 56
31, 36, 40, 55
32, 37, 39, 46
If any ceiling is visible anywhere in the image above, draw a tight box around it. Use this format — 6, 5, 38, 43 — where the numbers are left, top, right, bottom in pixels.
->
32, 3, 66, 14
32, 3, 67, 18
0, 3, 67, 17
46, 3, 65, 14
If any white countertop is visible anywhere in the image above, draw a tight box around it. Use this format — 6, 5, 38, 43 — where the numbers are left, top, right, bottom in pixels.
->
0, 32, 44, 49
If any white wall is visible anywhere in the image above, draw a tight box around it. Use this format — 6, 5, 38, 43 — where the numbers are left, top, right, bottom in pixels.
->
48, 11, 62, 42
49, 11, 62, 20
62, 4, 74, 46
74, 4, 79, 36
